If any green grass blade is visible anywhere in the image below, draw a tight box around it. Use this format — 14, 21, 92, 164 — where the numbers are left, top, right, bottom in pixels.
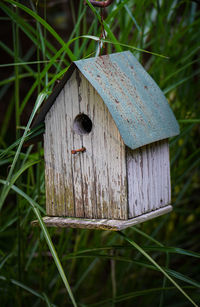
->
85, 0, 122, 52
118, 231, 198, 307
0, 3, 66, 67
3, 0, 76, 61
64, 34, 169, 58
88, 286, 195, 306
0, 92, 48, 209
0, 275, 55, 306
63, 252, 200, 289
131, 227, 164, 246
0, 124, 44, 160
178, 119, 200, 124
0, 180, 77, 307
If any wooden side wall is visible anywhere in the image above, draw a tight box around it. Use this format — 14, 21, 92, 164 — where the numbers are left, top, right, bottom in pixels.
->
44, 70, 128, 219
126, 139, 171, 218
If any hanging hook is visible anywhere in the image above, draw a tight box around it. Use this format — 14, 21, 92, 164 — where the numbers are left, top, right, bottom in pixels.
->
87, 0, 114, 8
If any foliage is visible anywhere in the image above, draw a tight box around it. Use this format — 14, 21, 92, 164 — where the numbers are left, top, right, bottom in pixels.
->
0, 0, 199, 306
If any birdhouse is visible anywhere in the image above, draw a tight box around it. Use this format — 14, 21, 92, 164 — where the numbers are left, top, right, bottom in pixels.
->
32, 51, 179, 230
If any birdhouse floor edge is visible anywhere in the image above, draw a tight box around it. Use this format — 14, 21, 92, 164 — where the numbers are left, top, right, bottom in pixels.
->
32, 205, 172, 231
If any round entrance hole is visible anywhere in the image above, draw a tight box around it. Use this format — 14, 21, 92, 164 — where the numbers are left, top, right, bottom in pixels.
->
73, 113, 93, 135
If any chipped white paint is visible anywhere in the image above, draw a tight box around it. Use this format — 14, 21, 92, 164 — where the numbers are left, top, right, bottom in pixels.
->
44, 68, 172, 225
32, 205, 172, 231
44, 70, 127, 219
127, 139, 171, 218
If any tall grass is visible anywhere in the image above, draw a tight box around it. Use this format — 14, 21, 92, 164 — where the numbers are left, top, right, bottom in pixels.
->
0, 0, 200, 306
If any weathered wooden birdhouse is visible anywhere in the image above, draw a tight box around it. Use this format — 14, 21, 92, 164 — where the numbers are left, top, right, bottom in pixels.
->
32, 51, 179, 230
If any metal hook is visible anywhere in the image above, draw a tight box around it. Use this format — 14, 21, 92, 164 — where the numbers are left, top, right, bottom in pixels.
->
87, 0, 113, 8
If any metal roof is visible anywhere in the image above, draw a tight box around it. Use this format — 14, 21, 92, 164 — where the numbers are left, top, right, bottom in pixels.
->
32, 51, 179, 150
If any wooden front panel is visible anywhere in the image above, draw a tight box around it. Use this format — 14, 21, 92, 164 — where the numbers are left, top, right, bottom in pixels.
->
44, 70, 128, 219
127, 139, 171, 218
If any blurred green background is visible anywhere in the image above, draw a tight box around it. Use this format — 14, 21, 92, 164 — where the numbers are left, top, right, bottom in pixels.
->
0, 0, 200, 306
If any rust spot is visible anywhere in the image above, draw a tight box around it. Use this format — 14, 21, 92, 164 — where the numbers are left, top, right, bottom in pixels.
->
144, 85, 148, 89
99, 55, 107, 66
71, 147, 86, 155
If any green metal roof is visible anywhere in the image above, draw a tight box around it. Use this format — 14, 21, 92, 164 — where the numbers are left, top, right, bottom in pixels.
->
75, 51, 179, 149
33, 51, 179, 149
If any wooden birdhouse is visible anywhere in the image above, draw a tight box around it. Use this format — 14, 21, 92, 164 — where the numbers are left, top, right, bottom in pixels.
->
32, 51, 179, 230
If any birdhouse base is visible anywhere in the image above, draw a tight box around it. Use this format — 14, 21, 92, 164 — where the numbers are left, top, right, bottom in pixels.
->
32, 205, 172, 231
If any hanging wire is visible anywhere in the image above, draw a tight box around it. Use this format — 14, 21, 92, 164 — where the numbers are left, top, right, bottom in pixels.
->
87, 0, 114, 8
95, 6, 106, 56
86, 1, 114, 55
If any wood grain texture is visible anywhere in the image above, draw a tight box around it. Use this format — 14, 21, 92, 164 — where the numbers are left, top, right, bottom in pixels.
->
44, 68, 171, 222
127, 139, 171, 218
32, 205, 172, 230
44, 70, 127, 219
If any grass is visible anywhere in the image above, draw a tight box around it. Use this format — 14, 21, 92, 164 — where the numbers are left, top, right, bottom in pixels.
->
0, 0, 200, 306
